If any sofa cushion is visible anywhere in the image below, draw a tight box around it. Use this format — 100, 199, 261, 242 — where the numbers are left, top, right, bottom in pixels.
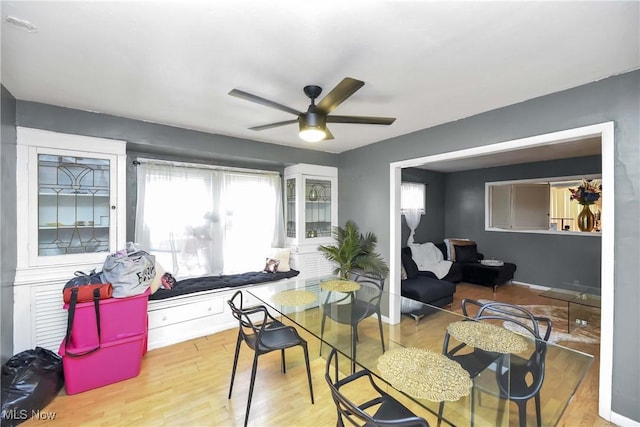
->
462, 262, 517, 287
454, 243, 479, 263
401, 252, 419, 279
443, 238, 469, 260
449, 239, 476, 261
434, 242, 448, 259
401, 276, 456, 304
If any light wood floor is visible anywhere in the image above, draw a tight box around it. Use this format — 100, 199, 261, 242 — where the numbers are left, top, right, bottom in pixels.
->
22, 282, 612, 427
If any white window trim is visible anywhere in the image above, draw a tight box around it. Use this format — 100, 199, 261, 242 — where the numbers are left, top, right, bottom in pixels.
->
484, 173, 602, 236
390, 121, 615, 422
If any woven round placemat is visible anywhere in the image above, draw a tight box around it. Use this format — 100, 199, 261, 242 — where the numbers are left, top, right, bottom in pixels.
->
377, 347, 472, 402
271, 290, 317, 307
320, 280, 361, 292
447, 320, 528, 354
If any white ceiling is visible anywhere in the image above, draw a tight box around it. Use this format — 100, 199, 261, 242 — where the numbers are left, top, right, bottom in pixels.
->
1, 1, 639, 155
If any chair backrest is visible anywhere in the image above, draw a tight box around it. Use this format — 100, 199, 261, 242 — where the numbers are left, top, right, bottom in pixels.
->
227, 290, 269, 343
324, 348, 429, 427
461, 298, 552, 342
350, 270, 385, 306
461, 299, 550, 400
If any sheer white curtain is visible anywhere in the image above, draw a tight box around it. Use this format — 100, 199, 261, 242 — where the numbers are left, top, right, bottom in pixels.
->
135, 162, 284, 278
221, 172, 284, 274
401, 182, 425, 245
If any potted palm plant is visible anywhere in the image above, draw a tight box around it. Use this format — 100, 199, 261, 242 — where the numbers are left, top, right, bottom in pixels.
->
318, 220, 389, 279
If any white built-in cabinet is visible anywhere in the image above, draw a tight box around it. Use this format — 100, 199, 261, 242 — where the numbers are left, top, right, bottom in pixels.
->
489, 183, 550, 230
284, 164, 338, 279
13, 127, 127, 353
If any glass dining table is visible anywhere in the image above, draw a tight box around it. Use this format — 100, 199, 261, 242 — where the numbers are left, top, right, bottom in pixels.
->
246, 275, 593, 427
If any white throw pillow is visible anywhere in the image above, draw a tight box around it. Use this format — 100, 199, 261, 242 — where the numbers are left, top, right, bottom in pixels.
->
267, 248, 291, 272
149, 261, 166, 294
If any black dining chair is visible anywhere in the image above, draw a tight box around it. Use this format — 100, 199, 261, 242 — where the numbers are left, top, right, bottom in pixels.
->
325, 347, 430, 427
437, 299, 552, 427
320, 271, 386, 372
227, 290, 314, 427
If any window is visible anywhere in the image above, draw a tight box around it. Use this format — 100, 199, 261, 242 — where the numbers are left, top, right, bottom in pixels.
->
135, 160, 284, 278
486, 174, 601, 234
401, 182, 426, 213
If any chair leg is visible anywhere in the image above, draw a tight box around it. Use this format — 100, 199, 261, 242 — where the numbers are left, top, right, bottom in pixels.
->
281, 348, 286, 374
320, 311, 327, 356
470, 386, 476, 427
351, 325, 357, 374
437, 401, 445, 427
244, 353, 260, 427
535, 393, 542, 427
301, 342, 315, 404
228, 333, 242, 399
496, 395, 507, 426
377, 311, 385, 353
517, 400, 527, 427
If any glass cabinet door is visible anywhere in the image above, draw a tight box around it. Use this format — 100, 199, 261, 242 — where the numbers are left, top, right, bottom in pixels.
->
304, 178, 332, 239
37, 153, 112, 256
286, 178, 297, 239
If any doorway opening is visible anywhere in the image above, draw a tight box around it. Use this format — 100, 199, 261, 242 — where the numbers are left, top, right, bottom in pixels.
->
388, 121, 614, 421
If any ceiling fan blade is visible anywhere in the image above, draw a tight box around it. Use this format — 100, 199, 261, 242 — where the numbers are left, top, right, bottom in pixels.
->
327, 115, 396, 125
249, 119, 298, 131
317, 78, 364, 114
229, 89, 302, 116
324, 127, 334, 140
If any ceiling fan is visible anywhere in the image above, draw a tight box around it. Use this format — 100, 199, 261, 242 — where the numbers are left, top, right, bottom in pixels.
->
229, 77, 396, 142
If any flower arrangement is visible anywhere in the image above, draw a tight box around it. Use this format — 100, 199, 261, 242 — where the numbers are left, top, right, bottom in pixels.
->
569, 179, 601, 205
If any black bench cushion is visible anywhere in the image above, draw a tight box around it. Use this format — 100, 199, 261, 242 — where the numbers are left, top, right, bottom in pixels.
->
149, 269, 300, 300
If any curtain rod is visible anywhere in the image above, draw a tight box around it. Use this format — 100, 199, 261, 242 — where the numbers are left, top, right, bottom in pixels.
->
133, 157, 280, 176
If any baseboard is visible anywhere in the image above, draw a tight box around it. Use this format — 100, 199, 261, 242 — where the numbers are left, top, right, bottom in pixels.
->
610, 411, 640, 427
510, 280, 550, 291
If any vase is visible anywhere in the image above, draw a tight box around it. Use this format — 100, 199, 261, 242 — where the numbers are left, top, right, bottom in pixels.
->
577, 204, 595, 232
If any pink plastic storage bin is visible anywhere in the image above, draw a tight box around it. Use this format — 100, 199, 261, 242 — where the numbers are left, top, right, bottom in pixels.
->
59, 333, 145, 395
64, 288, 150, 348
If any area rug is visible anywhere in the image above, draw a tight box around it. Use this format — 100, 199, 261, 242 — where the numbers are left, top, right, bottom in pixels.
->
476, 299, 600, 345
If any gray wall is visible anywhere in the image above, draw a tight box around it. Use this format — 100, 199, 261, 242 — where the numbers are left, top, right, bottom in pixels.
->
1, 85, 17, 363
443, 155, 602, 289
15, 102, 340, 241
16, 102, 339, 169
338, 70, 639, 421
400, 168, 446, 245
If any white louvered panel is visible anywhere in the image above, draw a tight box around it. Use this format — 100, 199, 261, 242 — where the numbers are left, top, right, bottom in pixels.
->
33, 288, 67, 352
292, 252, 335, 279
317, 256, 334, 277
303, 254, 321, 278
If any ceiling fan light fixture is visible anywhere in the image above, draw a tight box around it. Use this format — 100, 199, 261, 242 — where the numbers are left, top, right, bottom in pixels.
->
299, 127, 326, 142
298, 109, 327, 142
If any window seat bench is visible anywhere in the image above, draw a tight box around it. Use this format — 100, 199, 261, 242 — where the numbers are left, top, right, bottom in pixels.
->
147, 270, 299, 350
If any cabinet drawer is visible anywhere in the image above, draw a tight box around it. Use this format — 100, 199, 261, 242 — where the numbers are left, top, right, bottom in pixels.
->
148, 297, 224, 329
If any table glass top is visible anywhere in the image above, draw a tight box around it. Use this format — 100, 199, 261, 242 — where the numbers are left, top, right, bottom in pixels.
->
540, 286, 602, 308
246, 275, 594, 427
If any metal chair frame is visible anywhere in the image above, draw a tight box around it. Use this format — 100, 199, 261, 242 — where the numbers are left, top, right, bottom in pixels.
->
227, 290, 314, 427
